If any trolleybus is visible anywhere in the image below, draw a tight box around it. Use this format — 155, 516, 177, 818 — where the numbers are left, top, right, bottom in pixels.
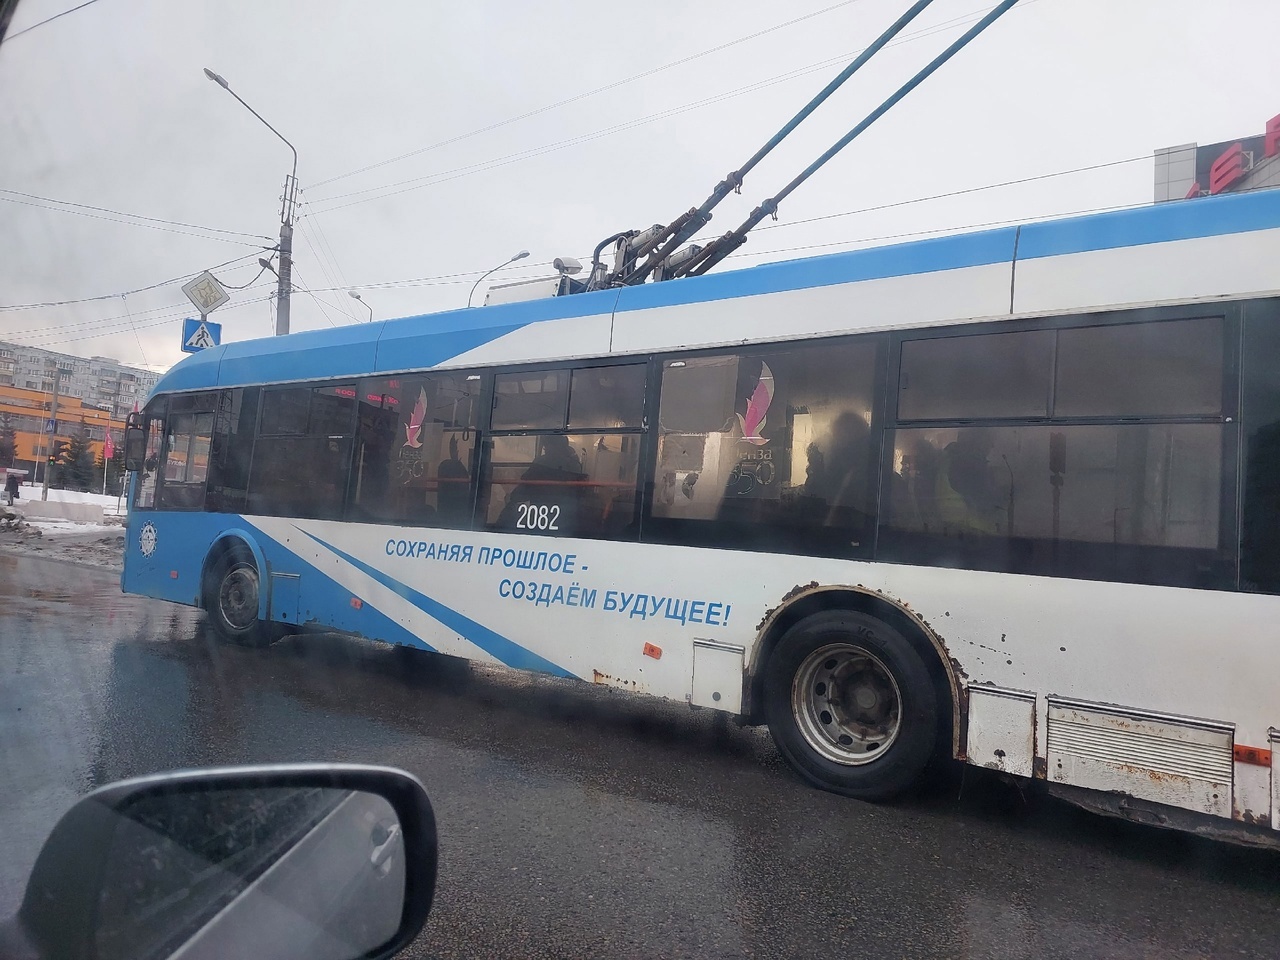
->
123, 187, 1280, 845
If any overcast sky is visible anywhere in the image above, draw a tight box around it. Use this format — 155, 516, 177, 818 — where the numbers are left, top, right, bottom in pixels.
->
1, 0, 1277, 373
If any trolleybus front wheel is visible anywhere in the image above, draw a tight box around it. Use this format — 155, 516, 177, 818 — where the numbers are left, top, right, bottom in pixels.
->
205, 546, 284, 648
763, 610, 938, 801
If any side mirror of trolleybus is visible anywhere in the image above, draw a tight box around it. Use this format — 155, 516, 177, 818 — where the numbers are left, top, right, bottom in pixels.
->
123, 412, 146, 473
0, 764, 439, 960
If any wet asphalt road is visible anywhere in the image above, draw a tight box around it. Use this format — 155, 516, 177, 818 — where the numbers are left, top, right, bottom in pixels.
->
2, 552, 1280, 959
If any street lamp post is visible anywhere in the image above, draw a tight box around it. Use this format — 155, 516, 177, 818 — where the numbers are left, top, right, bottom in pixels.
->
468, 250, 530, 307
203, 68, 298, 336
348, 290, 373, 322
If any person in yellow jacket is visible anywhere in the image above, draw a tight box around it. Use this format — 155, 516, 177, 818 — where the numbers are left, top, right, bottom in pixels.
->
934, 429, 1003, 536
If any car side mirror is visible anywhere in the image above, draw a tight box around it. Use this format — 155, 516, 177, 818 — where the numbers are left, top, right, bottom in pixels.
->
6, 764, 437, 960
123, 421, 147, 472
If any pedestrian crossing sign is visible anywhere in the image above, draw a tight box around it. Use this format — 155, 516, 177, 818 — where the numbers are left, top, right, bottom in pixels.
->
181, 317, 222, 353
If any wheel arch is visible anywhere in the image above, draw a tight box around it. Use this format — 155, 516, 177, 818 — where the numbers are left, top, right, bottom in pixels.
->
200, 529, 270, 620
745, 584, 966, 760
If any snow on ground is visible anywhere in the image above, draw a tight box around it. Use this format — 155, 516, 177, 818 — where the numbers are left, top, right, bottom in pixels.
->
0, 516, 125, 571
23, 518, 121, 537
2, 489, 128, 569
37, 488, 128, 517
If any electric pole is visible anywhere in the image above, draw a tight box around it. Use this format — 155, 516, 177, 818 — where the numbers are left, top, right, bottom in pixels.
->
41, 373, 59, 502
276, 176, 296, 336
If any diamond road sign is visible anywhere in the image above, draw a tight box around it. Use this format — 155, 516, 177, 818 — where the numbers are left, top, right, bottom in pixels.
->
181, 317, 222, 354
181, 271, 230, 315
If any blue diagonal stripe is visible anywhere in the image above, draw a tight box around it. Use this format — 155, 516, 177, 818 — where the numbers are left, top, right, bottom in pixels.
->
295, 527, 574, 678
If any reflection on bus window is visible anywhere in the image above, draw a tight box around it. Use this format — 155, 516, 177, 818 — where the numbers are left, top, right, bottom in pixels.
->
898, 330, 1053, 421
567, 364, 646, 429
135, 410, 166, 510
258, 386, 311, 436
163, 412, 214, 485
493, 370, 568, 430
481, 362, 646, 540
207, 388, 260, 514
652, 340, 880, 552
891, 423, 1222, 547
247, 386, 357, 520
1054, 317, 1223, 417
897, 317, 1224, 422
1242, 315, 1280, 594
350, 374, 481, 528
485, 433, 640, 538
156, 408, 214, 512
882, 317, 1231, 587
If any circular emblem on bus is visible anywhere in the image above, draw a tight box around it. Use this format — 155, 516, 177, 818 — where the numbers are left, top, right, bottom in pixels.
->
138, 521, 158, 558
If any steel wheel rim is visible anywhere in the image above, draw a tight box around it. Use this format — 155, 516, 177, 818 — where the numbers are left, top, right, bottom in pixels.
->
219, 565, 259, 631
791, 642, 902, 765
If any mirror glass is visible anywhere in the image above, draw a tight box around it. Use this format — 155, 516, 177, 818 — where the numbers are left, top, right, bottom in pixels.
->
123, 426, 147, 472
91, 785, 405, 960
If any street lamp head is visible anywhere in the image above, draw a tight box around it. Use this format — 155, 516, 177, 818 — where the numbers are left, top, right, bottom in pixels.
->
467, 249, 531, 307
203, 68, 230, 89
258, 257, 278, 276
348, 290, 373, 322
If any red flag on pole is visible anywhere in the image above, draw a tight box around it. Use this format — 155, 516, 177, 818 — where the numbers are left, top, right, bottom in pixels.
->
104, 429, 114, 459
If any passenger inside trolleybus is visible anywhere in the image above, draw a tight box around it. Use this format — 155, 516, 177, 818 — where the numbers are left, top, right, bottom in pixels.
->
934, 428, 1004, 536
806, 410, 873, 530
434, 435, 471, 524
495, 434, 594, 533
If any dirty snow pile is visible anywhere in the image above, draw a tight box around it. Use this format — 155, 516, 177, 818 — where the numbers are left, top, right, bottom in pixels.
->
0, 488, 127, 570
22, 517, 121, 537
38, 488, 128, 517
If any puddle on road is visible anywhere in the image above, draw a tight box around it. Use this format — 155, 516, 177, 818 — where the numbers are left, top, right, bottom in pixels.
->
0, 554, 135, 623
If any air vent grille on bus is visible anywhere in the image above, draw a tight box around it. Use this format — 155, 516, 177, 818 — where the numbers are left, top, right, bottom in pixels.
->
1045, 697, 1233, 817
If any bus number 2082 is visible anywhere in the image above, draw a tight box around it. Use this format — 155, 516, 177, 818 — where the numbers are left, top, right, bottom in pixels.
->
516, 503, 560, 531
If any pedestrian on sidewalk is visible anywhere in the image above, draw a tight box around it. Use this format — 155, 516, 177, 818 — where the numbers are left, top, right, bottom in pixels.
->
5, 472, 20, 506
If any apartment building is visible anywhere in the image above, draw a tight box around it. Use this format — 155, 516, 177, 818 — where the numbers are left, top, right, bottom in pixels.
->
0, 341, 160, 420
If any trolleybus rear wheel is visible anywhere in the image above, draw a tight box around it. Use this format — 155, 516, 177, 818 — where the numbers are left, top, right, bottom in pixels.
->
763, 610, 937, 801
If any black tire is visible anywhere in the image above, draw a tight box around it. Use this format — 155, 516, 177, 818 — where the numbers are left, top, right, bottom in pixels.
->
763, 610, 938, 801
205, 546, 282, 648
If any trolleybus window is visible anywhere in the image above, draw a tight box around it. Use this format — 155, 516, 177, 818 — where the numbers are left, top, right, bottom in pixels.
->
134, 399, 167, 510
1054, 316, 1223, 418
350, 373, 482, 528
483, 363, 646, 539
155, 392, 219, 512
567, 364, 646, 430
1242, 307, 1280, 595
887, 423, 1222, 546
162, 412, 213, 485
247, 385, 357, 520
492, 370, 569, 431
258, 385, 311, 436
882, 315, 1231, 588
207, 388, 260, 514
651, 338, 881, 555
898, 330, 1053, 421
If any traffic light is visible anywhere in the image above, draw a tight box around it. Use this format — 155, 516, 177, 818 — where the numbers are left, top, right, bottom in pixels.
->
48, 439, 67, 465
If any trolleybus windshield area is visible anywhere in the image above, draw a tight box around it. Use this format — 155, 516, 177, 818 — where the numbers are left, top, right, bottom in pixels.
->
121, 191, 1280, 847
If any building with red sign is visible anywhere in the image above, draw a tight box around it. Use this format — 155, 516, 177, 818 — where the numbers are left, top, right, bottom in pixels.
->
1155, 112, 1280, 202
